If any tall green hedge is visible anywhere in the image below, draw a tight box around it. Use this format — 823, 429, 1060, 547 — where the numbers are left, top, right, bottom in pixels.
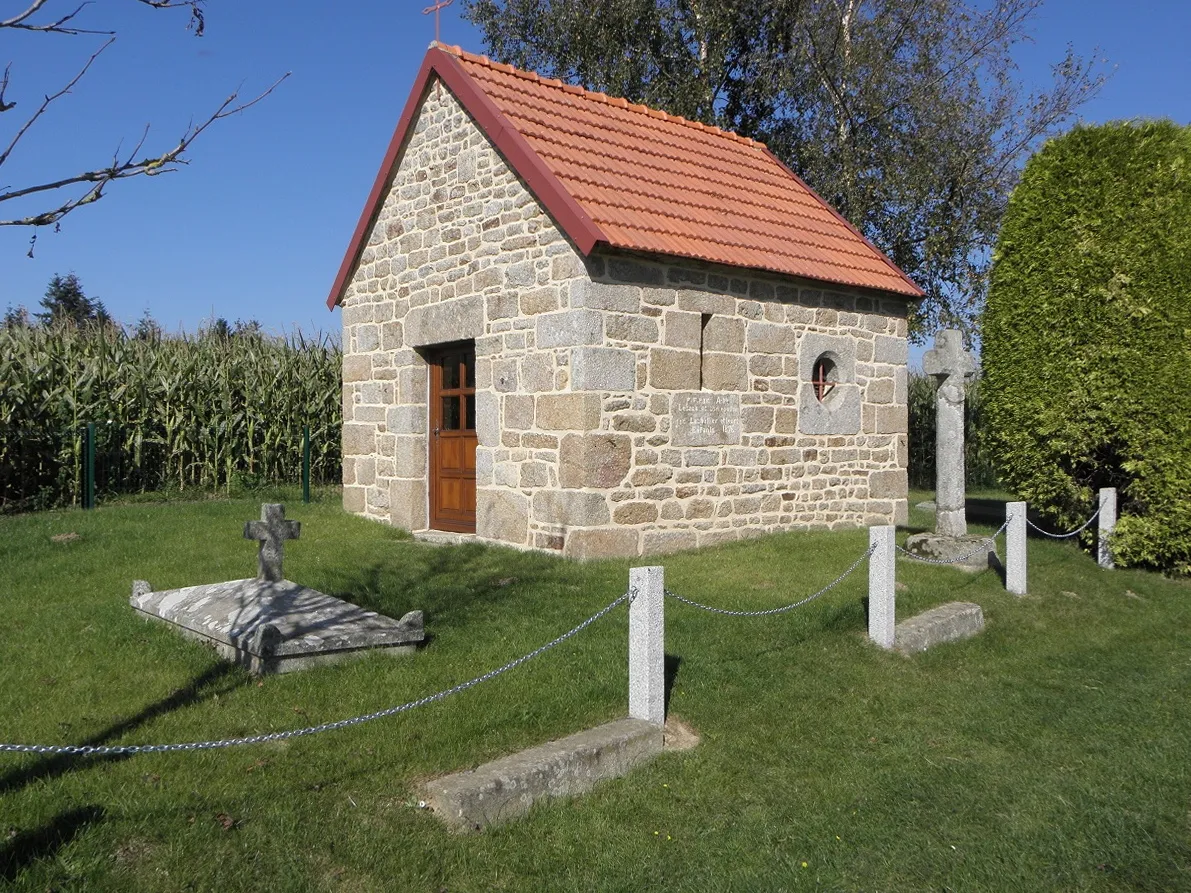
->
982, 121, 1191, 575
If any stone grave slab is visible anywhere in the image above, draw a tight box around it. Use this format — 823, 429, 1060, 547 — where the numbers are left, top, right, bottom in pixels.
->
131, 579, 424, 675
129, 503, 424, 674
894, 601, 984, 654
903, 531, 995, 572
423, 717, 664, 832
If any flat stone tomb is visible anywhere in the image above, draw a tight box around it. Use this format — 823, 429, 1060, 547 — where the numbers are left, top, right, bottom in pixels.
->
131, 503, 423, 674
132, 579, 424, 675
894, 601, 984, 655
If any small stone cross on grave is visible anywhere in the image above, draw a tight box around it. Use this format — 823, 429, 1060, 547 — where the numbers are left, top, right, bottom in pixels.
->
923, 330, 978, 538
243, 503, 300, 583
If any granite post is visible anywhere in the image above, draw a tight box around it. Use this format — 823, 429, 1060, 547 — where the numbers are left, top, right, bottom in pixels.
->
923, 330, 978, 537
868, 525, 895, 649
628, 566, 665, 725
1006, 501, 1027, 595
1098, 487, 1117, 569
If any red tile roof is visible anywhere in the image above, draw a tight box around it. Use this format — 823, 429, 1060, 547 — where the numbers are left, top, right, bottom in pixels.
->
327, 44, 922, 310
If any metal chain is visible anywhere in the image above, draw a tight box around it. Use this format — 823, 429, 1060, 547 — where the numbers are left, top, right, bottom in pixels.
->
894, 516, 1013, 565
664, 545, 875, 617
1025, 503, 1102, 539
0, 591, 631, 757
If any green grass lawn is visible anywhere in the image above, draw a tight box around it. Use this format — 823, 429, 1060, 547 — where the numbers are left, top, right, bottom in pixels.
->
1, 492, 1189, 891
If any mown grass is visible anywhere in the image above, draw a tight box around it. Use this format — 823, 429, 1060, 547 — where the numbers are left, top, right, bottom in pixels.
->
1, 493, 1188, 891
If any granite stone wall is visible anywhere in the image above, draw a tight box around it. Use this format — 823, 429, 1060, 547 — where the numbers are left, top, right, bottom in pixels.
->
340, 76, 911, 559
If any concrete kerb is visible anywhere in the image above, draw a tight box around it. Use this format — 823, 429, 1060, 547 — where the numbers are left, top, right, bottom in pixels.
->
423, 565, 671, 832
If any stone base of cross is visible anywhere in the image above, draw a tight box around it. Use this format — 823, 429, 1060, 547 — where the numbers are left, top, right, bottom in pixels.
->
244, 503, 301, 582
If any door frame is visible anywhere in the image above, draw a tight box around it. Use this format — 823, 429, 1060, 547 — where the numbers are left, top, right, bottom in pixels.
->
426, 341, 477, 533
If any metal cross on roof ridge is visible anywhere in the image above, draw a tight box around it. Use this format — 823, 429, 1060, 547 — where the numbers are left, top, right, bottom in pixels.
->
243, 503, 300, 583
422, 0, 454, 44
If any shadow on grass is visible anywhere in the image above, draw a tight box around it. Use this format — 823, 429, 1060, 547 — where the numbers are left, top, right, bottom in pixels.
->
0, 662, 245, 796
664, 654, 682, 716
321, 541, 567, 628
0, 804, 105, 882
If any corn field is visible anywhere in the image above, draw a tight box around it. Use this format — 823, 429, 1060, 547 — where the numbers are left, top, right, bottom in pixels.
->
0, 323, 342, 512
907, 371, 998, 491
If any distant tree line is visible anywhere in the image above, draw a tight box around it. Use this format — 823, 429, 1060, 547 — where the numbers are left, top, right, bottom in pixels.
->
3, 272, 270, 343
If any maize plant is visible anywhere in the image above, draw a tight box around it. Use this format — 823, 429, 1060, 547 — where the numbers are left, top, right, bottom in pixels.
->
0, 322, 342, 512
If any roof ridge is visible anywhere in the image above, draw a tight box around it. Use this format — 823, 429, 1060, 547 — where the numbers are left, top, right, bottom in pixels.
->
440, 42, 770, 152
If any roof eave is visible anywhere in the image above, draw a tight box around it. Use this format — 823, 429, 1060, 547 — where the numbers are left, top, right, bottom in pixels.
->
325, 45, 608, 311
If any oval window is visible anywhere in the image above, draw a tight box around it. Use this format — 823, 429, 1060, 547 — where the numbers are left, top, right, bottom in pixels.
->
812, 355, 837, 402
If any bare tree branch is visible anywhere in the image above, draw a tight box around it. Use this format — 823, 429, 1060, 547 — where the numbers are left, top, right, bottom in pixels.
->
0, 63, 13, 112
0, 73, 290, 227
2, 2, 110, 35
0, 36, 115, 168
1, 0, 203, 36
2, 0, 55, 28
0, 0, 279, 243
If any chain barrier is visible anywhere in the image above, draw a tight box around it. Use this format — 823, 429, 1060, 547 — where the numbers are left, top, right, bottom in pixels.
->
0, 590, 632, 757
664, 545, 875, 617
894, 516, 1014, 565
1025, 503, 1101, 539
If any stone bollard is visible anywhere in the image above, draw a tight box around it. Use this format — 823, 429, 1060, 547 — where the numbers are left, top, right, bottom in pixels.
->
628, 566, 665, 726
868, 526, 895, 649
1098, 487, 1117, 570
1006, 501, 1027, 596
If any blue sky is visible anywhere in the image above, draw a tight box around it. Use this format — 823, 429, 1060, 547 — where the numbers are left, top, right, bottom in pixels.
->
2, 1, 1188, 338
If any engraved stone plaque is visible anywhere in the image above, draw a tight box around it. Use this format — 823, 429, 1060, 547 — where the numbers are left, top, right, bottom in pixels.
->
671, 393, 741, 446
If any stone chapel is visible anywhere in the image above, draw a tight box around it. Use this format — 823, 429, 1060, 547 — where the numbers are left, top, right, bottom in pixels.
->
326, 43, 922, 560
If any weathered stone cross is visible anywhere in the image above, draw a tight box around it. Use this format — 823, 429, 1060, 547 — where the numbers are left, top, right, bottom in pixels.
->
923, 329, 978, 538
243, 503, 301, 583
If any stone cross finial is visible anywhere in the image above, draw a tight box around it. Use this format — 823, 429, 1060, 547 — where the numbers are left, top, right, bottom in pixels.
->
923, 330, 977, 538
243, 504, 300, 583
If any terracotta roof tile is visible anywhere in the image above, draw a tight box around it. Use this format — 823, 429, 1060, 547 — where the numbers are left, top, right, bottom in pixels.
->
441, 46, 919, 296
325, 45, 922, 310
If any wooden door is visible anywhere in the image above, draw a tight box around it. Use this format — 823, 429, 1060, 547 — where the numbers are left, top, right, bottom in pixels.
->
428, 344, 477, 532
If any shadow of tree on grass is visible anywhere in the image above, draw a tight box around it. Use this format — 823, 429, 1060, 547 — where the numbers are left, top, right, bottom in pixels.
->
0, 804, 105, 882
319, 541, 574, 630
0, 661, 245, 796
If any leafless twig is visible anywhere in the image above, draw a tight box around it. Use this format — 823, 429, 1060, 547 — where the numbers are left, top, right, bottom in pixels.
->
1, 0, 203, 36
0, 0, 277, 244
0, 73, 290, 227
0, 36, 115, 168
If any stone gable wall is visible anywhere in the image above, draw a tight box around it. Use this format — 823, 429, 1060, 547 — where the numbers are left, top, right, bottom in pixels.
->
340, 77, 911, 559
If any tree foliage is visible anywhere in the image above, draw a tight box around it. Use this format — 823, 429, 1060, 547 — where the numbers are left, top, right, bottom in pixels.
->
982, 121, 1191, 575
37, 271, 109, 328
463, 0, 1103, 337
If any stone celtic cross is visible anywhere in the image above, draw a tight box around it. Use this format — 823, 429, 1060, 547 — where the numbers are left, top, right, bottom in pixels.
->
923, 330, 978, 538
244, 503, 301, 582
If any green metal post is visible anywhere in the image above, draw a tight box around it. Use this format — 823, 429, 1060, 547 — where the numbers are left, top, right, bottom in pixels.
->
85, 422, 96, 509
302, 425, 311, 504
